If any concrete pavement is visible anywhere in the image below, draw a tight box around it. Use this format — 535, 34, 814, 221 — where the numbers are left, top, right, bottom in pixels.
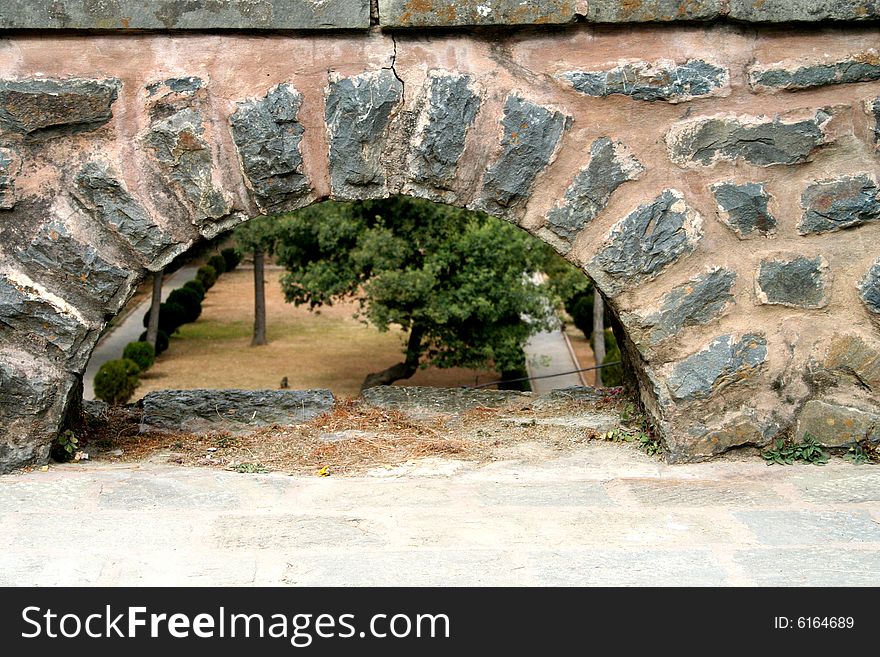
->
82, 266, 198, 400
523, 329, 585, 394
2, 443, 878, 586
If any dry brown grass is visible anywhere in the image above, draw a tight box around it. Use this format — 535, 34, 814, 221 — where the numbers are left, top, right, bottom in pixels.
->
135, 268, 497, 399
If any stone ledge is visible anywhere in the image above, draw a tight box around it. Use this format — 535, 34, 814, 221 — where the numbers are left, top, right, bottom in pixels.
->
0, 1, 371, 30
0, 1, 877, 30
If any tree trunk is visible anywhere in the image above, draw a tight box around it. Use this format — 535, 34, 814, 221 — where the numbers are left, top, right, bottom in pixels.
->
593, 292, 606, 387
145, 270, 163, 347
252, 246, 267, 346
361, 325, 424, 390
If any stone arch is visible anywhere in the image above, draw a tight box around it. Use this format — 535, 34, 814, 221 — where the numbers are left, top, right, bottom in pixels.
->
1, 26, 879, 472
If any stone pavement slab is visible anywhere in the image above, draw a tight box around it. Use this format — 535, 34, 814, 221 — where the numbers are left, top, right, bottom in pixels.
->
1, 442, 878, 586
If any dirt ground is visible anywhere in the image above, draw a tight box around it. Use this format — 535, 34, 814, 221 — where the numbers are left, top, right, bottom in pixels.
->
135, 268, 499, 399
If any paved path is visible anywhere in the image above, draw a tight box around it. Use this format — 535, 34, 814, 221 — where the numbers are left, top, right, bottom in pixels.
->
82, 266, 198, 400
2, 445, 878, 586
524, 329, 584, 393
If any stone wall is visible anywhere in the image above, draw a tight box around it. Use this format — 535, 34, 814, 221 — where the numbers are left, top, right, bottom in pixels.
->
0, 6, 878, 471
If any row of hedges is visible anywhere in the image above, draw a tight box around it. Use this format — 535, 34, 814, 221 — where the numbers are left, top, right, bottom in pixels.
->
93, 248, 240, 406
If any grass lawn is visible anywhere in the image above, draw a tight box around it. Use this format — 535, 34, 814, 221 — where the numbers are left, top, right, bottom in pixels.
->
135, 268, 498, 399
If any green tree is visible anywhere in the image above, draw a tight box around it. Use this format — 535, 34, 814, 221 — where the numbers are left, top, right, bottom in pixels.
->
234, 215, 281, 346
274, 197, 553, 389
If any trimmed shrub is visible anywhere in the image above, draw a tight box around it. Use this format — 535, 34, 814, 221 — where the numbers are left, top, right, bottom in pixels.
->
167, 287, 202, 323
221, 247, 241, 272
196, 264, 217, 290
142, 301, 187, 334
123, 341, 155, 372
182, 279, 205, 301
207, 254, 227, 276
138, 330, 169, 355
94, 359, 140, 405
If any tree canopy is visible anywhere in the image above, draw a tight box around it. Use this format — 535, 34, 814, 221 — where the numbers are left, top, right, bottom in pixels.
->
273, 197, 556, 388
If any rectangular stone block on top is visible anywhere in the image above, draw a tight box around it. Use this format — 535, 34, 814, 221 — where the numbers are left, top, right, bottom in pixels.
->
379, 0, 577, 27
585, 0, 722, 22
0, 1, 370, 30
728, 0, 880, 22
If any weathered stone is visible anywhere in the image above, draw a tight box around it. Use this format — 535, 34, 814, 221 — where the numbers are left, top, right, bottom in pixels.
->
545, 138, 644, 243
0, 354, 75, 474
795, 400, 880, 447
230, 84, 311, 213
0, 274, 91, 367
0, 78, 118, 137
409, 74, 481, 194
666, 112, 828, 167
475, 95, 570, 216
798, 174, 880, 234
728, 0, 880, 22
72, 162, 176, 264
869, 97, 880, 146
861, 259, 880, 319
21, 222, 131, 310
666, 334, 768, 401
755, 256, 830, 309
589, 190, 703, 293
144, 105, 230, 221
824, 334, 880, 389
585, 0, 722, 22
0, 1, 370, 30
749, 51, 880, 92
362, 386, 528, 419
0, 147, 13, 209
379, 0, 576, 26
560, 59, 728, 103
677, 415, 777, 461
326, 70, 403, 200
710, 182, 777, 238
140, 389, 335, 434
641, 269, 736, 345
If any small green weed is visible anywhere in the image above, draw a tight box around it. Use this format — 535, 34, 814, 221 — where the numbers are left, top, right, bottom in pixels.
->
233, 462, 270, 474
843, 443, 870, 465
762, 433, 828, 466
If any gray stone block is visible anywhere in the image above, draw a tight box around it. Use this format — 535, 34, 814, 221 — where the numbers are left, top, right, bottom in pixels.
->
560, 59, 728, 103
666, 333, 768, 401
379, 0, 576, 27
0, 147, 13, 209
0, 358, 75, 474
22, 222, 131, 310
144, 98, 230, 221
0, 1, 370, 30
734, 547, 880, 586
410, 74, 481, 194
0, 275, 90, 366
750, 52, 880, 92
0, 78, 118, 138
140, 388, 335, 434
710, 181, 777, 238
231, 83, 311, 213
795, 399, 880, 447
475, 95, 570, 217
73, 162, 176, 264
666, 112, 828, 167
798, 174, 880, 234
728, 0, 880, 22
585, 0, 722, 22
870, 97, 880, 145
755, 256, 829, 309
362, 386, 528, 417
545, 137, 644, 243
590, 189, 703, 293
326, 70, 403, 200
861, 259, 880, 317
641, 269, 736, 344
